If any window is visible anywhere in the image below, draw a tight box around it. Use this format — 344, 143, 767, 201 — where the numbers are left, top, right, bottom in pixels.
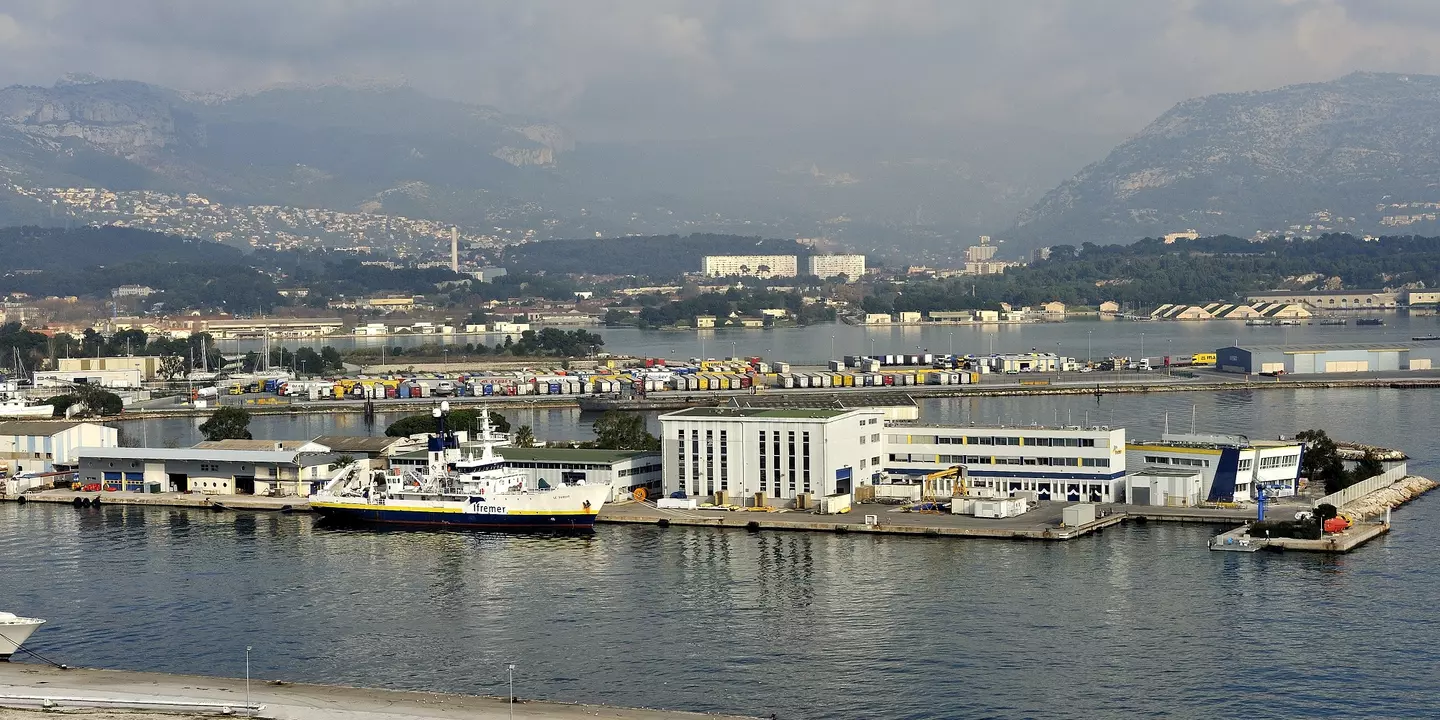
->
719, 430, 728, 491
802, 431, 811, 493
871, 456, 880, 466
871, 434, 880, 443
788, 431, 797, 491
869, 418, 879, 425
859, 435, 867, 445
200, 462, 220, 473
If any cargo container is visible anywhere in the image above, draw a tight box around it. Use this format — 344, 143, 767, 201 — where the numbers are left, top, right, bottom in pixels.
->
827, 360, 844, 372
883, 374, 896, 386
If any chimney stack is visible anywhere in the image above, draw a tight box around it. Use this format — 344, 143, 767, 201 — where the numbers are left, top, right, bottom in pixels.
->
450, 227, 459, 273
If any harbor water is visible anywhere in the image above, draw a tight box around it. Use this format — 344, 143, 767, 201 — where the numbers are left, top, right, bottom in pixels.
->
6, 387, 1440, 718
217, 314, 1440, 364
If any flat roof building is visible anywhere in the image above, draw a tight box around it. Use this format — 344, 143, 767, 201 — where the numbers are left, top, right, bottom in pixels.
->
807, 254, 866, 281
0, 420, 117, 474
885, 424, 1126, 502
1125, 434, 1303, 502
76, 446, 339, 496
701, 255, 798, 278
659, 407, 885, 506
1216, 342, 1440, 374
1247, 289, 1400, 309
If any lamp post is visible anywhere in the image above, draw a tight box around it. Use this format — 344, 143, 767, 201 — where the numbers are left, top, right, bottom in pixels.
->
1140, 332, 1145, 363
245, 646, 251, 708
730, 341, 736, 360
830, 334, 835, 360
949, 331, 954, 356
1087, 330, 1092, 364
870, 337, 876, 358
508, 664, 515, 720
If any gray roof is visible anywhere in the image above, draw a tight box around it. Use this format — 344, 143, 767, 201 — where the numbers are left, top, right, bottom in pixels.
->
0, 420, 99, 437
76, 446, 314, 465
311, 435, 408, 454
1222, 342, 1440, 353
193, 439, 310, 451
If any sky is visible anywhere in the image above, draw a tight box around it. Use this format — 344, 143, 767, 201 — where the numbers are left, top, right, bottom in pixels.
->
4, 0, 1440, 142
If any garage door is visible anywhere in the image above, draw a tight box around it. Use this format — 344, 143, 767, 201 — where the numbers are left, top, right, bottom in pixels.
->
1293, 354, 1316, 374
1261, 362, 1286, 373
1374, 351, 1400, 371
1131, 486, 1151, 506
1412, 358, 1433, 370
1325, 360, 1369, 373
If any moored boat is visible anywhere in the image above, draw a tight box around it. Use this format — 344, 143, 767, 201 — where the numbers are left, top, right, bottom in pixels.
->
0, 612, 45, 661
311, 403, 607, 531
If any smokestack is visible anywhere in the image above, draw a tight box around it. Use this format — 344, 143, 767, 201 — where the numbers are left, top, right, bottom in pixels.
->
450, 227, 459, 273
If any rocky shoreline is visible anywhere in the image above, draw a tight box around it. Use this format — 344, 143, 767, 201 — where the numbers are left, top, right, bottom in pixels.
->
1343, 475, 1437, 518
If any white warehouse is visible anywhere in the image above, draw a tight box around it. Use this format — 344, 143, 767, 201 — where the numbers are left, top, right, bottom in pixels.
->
659, 407, 885, 506
0, 420, 118, 474
885, 424, 1127, 502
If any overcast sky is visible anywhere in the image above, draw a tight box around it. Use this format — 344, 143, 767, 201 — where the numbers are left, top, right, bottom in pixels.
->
4, 0, 1440, 141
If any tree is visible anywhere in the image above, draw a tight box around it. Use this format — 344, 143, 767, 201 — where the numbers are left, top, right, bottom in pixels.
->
329, 454, 357, 470
199, 406, 254, 441
69, 385, 123, 416
590, 411, 660, 451
385, 409, 511, 437
1348, 451, 1385, 485
157, 355, 187, 380
513, 425, 536, 448
1296, 429, 1348, 494
320, 346, 343, 371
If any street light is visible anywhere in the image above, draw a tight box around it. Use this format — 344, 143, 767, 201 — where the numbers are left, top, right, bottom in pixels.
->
508, 664, 515, 720
1140, 332, 1145, 362
948, 331, 954, 356
1087, 330, 1092, 363
830, 334, 835, 360
245, 646, 251, 708
730, 341, 737, 360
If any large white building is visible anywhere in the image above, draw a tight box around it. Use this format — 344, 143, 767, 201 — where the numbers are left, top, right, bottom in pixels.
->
806, 254, 866, 281
0, 420, 118, 474
884, 424, 1127, 502
659, 407, 885, 505
701, 255, 798, 278
76, 446, 339, 495
1125, 434, 1304, 502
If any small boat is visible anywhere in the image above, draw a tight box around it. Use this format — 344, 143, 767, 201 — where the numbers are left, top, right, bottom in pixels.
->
1356, 318, 1385, 326
0, 612, 45, 661
1245, 319, 1274, 326
0, 397, 54, 418
1412, 335, 1440, 342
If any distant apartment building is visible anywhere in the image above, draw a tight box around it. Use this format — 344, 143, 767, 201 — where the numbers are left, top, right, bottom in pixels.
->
963, 260, 1017, 275
471, 267, 508, 283
1162, 229, 1200, 244
965, 236, 998, 263
112, 285, 158, 298
701, 255, 798, 278
807, 254, 866, 280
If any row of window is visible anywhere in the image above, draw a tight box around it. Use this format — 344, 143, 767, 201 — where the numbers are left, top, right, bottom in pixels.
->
858, 433, 881, 445
758, 429, 811, 496
1143, 456, 1210, 468
1259, 454, 1300, 469
677, 428, 733, 496
926, 435, 1101, 448
618, 463, 663, 478
858, 455, 881, 469
892, 454, 1111, 468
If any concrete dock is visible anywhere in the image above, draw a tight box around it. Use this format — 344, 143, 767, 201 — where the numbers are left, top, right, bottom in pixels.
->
0, 665, 758, 720
1209, 521, 1391, 553
5, 490, 1262, 541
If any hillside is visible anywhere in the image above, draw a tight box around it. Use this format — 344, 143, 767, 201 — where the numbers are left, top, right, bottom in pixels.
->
502, 234, 813, 278
1015, 73, 1440, 245
863, 234, 1440, 312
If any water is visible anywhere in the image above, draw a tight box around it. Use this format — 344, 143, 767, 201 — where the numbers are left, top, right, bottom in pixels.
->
8, 386, 1440, 718
217, 315, 1440, 364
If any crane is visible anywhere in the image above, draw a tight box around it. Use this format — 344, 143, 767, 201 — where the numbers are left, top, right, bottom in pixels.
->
922, 465, 967, 501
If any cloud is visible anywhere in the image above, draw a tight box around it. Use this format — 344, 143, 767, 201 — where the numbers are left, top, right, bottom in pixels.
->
5, 0, 1440, 142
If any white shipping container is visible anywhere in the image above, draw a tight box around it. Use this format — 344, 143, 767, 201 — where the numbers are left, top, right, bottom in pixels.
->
818, 493, 852, 515
657, 498, 699, 510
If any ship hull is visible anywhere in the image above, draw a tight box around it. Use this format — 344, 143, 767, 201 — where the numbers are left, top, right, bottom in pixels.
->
0, 618, 44, 661
312, 503, 599, 530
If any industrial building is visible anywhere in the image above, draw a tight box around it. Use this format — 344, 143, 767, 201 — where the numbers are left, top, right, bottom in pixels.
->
75, 446, 340, 495
57, 356, 165, 380
1125, 433, 1303, 502
807, 254, 866, 280
659, 407, 885, 505
1247, 289, 1400, 309
34, 368, 145, 389
700, 255, 798, 278
1215, 342, 1440, 374
1123, 468, 1204, 507
884, 424, 1127, 502
0, 420, 118, 474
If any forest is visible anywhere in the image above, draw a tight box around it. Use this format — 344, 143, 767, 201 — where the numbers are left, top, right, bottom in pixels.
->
861, 234, 1440, 313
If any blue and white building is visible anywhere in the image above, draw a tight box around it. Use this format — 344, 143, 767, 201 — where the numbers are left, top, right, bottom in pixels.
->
884, 424, 1127, 502
1125, 434, 1304, 502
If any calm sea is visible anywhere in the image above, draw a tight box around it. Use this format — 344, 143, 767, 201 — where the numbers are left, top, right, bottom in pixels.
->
8, 385, 1440, 719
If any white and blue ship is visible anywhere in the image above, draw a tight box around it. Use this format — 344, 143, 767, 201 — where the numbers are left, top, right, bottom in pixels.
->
311, 403, 607, 530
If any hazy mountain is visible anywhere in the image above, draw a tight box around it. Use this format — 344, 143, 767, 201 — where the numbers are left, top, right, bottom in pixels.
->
1015, 72, 1440, 245
0, 74, 1114, 250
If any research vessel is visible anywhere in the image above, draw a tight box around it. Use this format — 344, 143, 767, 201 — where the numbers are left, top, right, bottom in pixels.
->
311, 403, 607, 530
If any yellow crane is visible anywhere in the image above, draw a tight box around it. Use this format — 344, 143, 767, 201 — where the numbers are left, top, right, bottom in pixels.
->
922, 465, 967, 501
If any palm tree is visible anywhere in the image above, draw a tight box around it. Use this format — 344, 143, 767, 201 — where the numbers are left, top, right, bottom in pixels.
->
513, 425, 537, 448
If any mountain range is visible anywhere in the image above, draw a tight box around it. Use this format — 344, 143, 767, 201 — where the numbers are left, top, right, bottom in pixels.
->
1016, 72, 1440, 244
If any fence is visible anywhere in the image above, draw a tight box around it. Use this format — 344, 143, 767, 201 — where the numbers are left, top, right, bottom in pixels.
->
1313, 463, 1407, 509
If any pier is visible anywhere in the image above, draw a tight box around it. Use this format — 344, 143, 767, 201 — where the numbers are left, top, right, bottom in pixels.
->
0, 665, 758, 720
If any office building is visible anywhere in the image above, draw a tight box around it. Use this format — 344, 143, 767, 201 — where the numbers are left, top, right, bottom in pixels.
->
807, 254, 866, 280
1125, 434, 1303, 502
701, 255, 798, 278
659, 407, 885, 505
0, 420, 118, 474
885, 424, 1126, 502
